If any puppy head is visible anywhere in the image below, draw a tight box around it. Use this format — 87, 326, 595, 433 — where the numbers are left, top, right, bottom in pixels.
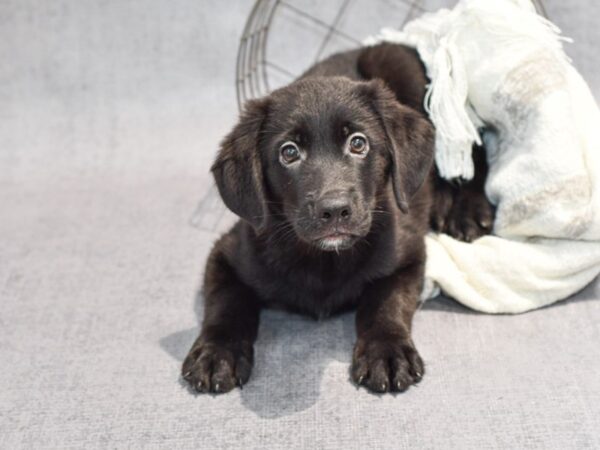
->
212, 77, 434, 251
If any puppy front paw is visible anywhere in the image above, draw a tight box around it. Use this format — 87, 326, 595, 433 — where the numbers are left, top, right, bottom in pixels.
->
181, 340, 253, 394
351, 334, 424, 394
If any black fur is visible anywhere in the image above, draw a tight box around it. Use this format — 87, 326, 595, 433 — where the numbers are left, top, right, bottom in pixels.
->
182, 43, 495, 394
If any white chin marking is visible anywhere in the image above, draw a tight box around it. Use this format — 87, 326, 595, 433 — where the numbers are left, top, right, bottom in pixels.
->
318, 236, 351, 251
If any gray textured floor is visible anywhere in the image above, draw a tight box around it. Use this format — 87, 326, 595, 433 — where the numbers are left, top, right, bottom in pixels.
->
1, 1, 599, 448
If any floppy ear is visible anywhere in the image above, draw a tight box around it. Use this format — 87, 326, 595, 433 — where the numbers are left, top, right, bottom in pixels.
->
368, 80, 435, 213
211, 97, 270, 232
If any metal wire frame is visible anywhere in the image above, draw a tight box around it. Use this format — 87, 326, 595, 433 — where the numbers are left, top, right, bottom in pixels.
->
236, 0, 549, 110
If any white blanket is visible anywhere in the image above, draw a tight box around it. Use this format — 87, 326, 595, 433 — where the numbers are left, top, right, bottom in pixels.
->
366, 0, 600, 313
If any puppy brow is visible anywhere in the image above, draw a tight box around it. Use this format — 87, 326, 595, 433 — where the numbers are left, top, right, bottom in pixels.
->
281, 126, 308, 145
334, 119, 362, 140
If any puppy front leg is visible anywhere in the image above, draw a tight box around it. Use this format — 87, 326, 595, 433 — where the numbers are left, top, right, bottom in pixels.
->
352, 262, 425, 393
182, 249, 261, 394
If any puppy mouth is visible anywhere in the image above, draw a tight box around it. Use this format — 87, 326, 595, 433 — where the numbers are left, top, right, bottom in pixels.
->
313, 232, 359, 251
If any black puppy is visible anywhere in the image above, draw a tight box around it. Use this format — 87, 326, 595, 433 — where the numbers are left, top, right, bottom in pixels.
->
182, 43, 494, 394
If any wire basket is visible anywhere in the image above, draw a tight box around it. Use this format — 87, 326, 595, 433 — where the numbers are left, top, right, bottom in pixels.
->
192, 0, 549, 232
236, 0, 548, 109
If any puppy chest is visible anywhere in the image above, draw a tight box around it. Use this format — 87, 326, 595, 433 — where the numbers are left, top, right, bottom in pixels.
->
257, 269, 366, 316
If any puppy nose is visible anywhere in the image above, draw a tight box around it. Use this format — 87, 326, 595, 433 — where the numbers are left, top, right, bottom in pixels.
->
316, 193, 352, 223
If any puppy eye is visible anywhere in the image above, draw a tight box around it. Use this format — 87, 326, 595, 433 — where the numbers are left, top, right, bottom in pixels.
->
348, 133, 368, 156
280, 142, 301, 165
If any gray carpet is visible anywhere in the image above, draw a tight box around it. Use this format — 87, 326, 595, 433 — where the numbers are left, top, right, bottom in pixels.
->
1, 1, 599, 448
